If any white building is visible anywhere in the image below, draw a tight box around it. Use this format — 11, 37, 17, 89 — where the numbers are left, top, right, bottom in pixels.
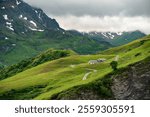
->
88, 58, 106, 64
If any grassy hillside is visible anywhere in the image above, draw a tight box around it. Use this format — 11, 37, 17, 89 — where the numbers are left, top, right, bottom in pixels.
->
0, 35, 149, 100
51, 56, 150, 100
0, 49, 76, 80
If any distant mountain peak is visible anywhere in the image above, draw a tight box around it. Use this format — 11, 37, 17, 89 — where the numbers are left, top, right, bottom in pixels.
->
81, 30, 145, 40
80, 31, 125, 40
0, 0, 61, 34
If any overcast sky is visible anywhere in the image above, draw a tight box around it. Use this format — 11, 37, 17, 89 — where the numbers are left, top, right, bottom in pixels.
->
24, 0, 150, 34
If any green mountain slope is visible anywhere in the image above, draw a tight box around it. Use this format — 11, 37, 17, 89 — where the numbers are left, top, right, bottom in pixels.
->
0, 29, 112, 67
51, 56, 150, 100
0, 49, 76, 80
109, 30, 146, 46
0, 35, 149, 100
79, 30, 146, 46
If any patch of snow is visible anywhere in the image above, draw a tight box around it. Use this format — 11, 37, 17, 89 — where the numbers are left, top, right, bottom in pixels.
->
3, 15, 8, 20
120, 32, 123, 35
102, 32, 115, 39
21, 32, 25, 34
16, 0, 21, 5
117, 32, 123, 35
12, 44, 16, 46
38, 12, 42, 20
102, 32, 108, 38
6, 26, 14, 31
110, 35, 115, 39
19, 15, 23, 18
3, 15, 13, 21
6, 22, 11, 25
28, 27, 44, 32
38, 29, 44, 32
1, 7, 5, 10
28, 27, 37, 31
35, 10, 43, 20
108, 32, 112, 36
30, 20, 37, 27
35, 10, 38, 14
6, 22, 14, 31
23, 17, 27, 20
63, 32, 65, 34
11, 6, 15, 8
5, 37, 9, 40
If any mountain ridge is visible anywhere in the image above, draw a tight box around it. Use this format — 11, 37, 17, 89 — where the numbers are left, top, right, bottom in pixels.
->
68, 30, 146, 45
0, 0, 113, 66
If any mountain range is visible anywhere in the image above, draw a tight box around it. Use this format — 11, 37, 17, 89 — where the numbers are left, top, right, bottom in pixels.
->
0, 0, 146, 67
69, 30, 146, 46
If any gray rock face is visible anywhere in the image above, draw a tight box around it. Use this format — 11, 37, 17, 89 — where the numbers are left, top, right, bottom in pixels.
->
111, 58, 150, 100
57, 89, 103, 100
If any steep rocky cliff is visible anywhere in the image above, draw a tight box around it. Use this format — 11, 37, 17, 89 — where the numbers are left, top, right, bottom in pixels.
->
111, 56, 150, 100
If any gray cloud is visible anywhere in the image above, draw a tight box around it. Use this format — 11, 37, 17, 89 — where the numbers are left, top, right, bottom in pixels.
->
55, 15, 150, 34
23, 0, 150, 34
24, 0, 150, 17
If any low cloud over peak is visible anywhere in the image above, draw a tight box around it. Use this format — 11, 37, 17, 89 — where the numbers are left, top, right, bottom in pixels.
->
55, 15, 150, 34
24, 0, 150, 34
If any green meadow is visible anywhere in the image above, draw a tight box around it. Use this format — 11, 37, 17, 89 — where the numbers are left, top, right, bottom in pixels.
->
0, 35, 150, 100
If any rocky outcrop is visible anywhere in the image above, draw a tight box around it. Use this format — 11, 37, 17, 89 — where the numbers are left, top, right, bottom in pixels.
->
111, 57, 150, 100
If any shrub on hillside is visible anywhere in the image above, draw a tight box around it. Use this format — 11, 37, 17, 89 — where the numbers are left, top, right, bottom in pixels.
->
110, 61, 118, 71
135, 52, 141, 57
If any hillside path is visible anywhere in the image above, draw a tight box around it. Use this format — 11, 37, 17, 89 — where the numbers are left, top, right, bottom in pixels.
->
82, 69, 97, 80
115, 55, 119, 61
82, 72, 92, 80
